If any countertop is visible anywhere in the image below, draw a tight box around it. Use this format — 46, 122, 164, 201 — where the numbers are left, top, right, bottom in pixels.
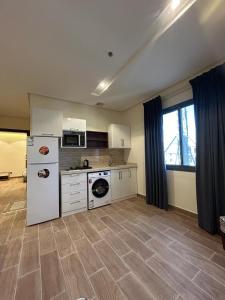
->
60, 163, 137, 175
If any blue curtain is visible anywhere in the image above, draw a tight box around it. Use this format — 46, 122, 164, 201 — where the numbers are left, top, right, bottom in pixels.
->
143, 96, 168, 209
190, 63, 225, 233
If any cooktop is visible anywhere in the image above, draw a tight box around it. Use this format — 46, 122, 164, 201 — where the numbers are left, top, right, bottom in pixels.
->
66, 166, 92, 171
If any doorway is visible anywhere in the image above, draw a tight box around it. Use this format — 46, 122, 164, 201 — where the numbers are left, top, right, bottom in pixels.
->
0, 129, 28, 214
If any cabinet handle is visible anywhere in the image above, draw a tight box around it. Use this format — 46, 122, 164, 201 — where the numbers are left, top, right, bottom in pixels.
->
121, 139, 124, 147
70, 191, 80, 195
118, 171, 121, 180
70, 200, 81, 204
42, 133, 54, 136
71, 174, 79, 177
129, 170, 131, 178
121, 171, 123, 179
70, 183, 80, 186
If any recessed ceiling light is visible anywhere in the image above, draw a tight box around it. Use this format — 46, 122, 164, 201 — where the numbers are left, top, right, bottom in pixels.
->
171, 0, 181, 10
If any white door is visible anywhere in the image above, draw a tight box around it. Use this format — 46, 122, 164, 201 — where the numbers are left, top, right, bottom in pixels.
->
31, 107, 63, 137
63, 118, 86, 131
111, 170, 122, 200
27, 163, 59, 225
27, 137, 58, 164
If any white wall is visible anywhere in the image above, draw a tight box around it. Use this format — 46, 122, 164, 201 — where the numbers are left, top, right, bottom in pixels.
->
124, 80, 197, 214
0, 132, 27, 177
29, 94, 127, 132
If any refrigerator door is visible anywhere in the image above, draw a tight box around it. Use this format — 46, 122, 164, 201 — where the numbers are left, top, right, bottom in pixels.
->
27, 136, 59, 164
27, 162, 59, 225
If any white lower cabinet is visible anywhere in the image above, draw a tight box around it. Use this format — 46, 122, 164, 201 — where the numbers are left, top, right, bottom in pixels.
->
111, 168, 137, 201
61, 173, 87, 216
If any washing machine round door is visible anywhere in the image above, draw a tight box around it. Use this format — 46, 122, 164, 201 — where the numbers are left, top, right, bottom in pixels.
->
92, 178, 109, 198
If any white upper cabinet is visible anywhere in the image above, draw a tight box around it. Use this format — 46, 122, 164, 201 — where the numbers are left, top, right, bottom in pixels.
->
63, 118, 86, 131
30, 107, 63, 137
108, 124, 131, 148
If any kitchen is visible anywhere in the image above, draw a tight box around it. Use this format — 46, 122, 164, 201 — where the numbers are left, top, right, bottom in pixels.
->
27, 93, 137, 225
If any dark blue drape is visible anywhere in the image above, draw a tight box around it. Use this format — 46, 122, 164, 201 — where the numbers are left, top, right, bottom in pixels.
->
143, 96, 168, 209
190, 63, 225, 234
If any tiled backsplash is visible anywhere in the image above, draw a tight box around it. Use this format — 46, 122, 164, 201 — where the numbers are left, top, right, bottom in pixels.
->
59, 148, 125, 170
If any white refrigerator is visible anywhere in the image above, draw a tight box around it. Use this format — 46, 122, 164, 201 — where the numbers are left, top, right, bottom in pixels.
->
27, 136, 59, 225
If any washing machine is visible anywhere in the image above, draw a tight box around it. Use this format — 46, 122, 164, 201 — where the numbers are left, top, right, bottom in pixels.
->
88, 170, 111, 209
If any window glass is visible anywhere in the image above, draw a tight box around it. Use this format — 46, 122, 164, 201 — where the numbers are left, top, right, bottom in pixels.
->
163, 110, 181, 165
181, 104, 196, 166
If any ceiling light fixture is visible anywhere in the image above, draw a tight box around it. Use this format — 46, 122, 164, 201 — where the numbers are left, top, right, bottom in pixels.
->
92, 80, 112, 96
171, 0, 181, 10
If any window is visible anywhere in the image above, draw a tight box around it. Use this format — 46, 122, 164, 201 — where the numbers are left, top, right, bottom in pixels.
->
163, 100, 196, 171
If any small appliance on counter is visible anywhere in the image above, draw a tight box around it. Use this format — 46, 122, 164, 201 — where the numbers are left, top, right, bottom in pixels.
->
88, 171, 111, 209
27, 136, 59, 225
83, 159, 89, 168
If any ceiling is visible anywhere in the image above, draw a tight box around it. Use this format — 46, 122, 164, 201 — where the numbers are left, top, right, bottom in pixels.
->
0, 0, 225, 118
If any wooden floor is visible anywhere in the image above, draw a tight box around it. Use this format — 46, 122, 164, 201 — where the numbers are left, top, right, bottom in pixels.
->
1, 180, 225, 300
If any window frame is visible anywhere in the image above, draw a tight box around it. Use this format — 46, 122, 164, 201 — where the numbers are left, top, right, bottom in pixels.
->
163, 99, 196, 172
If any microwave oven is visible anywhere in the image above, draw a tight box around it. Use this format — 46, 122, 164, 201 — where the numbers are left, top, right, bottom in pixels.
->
61, 130, 86, 148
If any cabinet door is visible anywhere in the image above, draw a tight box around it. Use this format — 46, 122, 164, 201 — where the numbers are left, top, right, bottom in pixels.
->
63, 118, 86, 131
111, 170, 123, 200
31, 107, 63, 137
108, 124, 131, 149
128, 168, 137, 195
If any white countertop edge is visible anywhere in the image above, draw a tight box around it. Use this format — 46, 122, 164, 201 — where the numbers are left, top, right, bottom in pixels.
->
60, 163, 137, 175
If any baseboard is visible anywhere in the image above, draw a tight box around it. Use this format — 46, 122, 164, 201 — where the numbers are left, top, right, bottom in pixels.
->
168, 204, 197, 218
137, 194, 146, 199
111, 194, 138, 203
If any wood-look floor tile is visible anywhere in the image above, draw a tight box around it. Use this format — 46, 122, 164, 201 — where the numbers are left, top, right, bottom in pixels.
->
108, 211, 127, 223
38, 221, 51, 231
101, 229, 130, 256
169, 241, 225, 286
184, 230, 225, 255
66, 220, 83, 241
54, 229, 74, 257
15, 270, 41, 300
193, 271, 225, 299
92, 207, 107, 218
19, 239, 39, 276
123, 251, 177, 300
90, 268, 125, 300
80, 221, 101, 243
51, 218, 66, 232
153, 215, 188, 234
63, 214, 76, 224
94, 240, 129, 280
0, 214, 14, 244
61, 253, 94, 299
76, 237, 103, 275
147, 239, 199, 279
119, 230, 153, 260
148, 255, 211, 300
0, 266, 17, 300
74, 212, 88, 223
121, 221, 151, 242
0, 238, 22, 270
137, 221, 172, 245
40, 250, 65, 300
8, 211, 25, 240
53, 292, 70, 300
211, 253, 225, 269
101, 216, 124, 233
23, 225, 38, 243
118, 273, 154, 300
87, 214, 107, 231
166, 229, 214, 258
39, 227, 56, 255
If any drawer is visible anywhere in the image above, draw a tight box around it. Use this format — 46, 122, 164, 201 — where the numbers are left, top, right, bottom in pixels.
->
62, 181, 87, 194
61, 173, 87, 185
62, 199, 87, 213
62, 189, 87, 203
